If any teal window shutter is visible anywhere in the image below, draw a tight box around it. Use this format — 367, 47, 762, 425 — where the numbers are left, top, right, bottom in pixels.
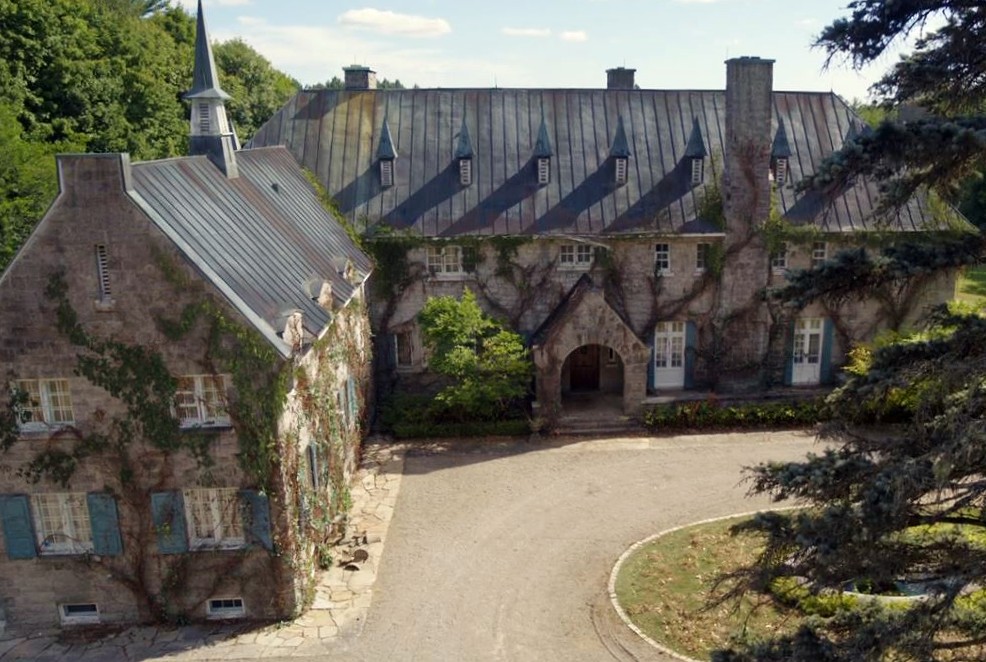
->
241, 490, 273, 551
784, 320, 795, 386
347, 376, 358, 421
1, 495, 37, 559
684, 321, 698, 389
647, 338, 655, 390
820, 318, 835, 384
87, 493, 123, 556
151, 491, 188, 554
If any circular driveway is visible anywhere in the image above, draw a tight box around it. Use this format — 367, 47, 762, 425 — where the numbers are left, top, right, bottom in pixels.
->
335, 431, 817, 661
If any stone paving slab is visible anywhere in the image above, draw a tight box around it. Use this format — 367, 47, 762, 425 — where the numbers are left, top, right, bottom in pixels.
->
0, 439, 404, 662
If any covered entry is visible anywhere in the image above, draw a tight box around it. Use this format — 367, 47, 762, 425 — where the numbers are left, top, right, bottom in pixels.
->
530, 275, 649, 418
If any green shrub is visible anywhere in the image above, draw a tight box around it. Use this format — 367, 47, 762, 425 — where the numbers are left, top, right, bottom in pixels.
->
643, 398, 826, 431
392, 419, 531, 439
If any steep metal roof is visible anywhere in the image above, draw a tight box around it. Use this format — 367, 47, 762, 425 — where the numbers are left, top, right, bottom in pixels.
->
127, 146, 372, 355
185, 0, 229, 101
248, 87, 933, 237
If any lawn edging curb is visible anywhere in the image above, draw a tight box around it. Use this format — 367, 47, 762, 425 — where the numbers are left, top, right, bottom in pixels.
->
607, 507, 801, 662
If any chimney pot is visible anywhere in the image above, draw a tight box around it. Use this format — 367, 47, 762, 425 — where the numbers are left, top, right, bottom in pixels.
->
606, 67, 636, 90
344, 65, 377, 90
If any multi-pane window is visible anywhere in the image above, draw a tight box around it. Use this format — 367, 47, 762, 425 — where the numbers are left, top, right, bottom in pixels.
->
690, 158, 704, 185
559, 243, 593, 269
537, 157, 550, 185
183, 488, 244, 549
654, 321, 685, 369
615, 157, 628, 185
95, 245, 111, 301
696, 243, 711, 272
14, 379, 74, 430
379, 160, 394, 187
197, 102, 210, 133
427, 245, 466, 275
174, 375, 229, 427
31, 493, 93, 555
394, 330, 413, 367
811, 241, 827, 268
774, 157, 788, 185
654, 243, 671, 275
771, 242, 788, 271
459, 159, 472, 186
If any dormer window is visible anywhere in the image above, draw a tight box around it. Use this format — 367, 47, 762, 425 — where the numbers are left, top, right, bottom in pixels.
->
771, 122, 792, 187
615, 157, 628, 185
197, 102, 210, 133
690, 158, 704, 185
459, 158, 472, 186
533, 117, 553, 186
773, 157, 788, 185
380, 160, 394, 188
95, 244, 111, 302
537, 158, 550, 185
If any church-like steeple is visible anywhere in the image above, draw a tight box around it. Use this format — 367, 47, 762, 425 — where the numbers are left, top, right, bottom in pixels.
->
185, 0, 238, 178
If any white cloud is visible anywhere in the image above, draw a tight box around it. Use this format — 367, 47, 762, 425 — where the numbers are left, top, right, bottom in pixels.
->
337, 8, 451, 38
502, 27, 552, 38
236, 16, 265, 26
795, 18, 817, 27
559, 30, 588, 42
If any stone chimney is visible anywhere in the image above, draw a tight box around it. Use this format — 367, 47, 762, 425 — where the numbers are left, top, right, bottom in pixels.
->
344, 65, 377, 90
606, 67, 636, 90
723, 57, 774, 226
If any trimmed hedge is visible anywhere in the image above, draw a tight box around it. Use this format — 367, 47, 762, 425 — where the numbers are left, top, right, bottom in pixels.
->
392, 419, 531, 439
379, 392, 530, 439
643, 398, 826, 431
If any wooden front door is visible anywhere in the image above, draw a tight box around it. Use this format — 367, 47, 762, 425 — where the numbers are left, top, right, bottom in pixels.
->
569, 345, 600, 391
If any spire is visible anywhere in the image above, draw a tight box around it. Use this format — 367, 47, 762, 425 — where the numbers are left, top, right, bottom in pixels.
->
454, 117, 473, 159
186, 0, 230, 100
684, 118, 708, 158
533, 117, 553, 158
376, 119, 397, 160
609, 115, 631, 158
771, 121, 792, 158
185, 0, 238, 178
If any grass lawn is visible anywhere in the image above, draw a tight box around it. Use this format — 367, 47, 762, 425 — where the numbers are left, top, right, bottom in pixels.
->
614, 516, 803, 660
956, 266, 986, 306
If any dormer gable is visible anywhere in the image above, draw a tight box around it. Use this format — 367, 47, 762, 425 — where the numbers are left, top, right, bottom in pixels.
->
377, 119, 397, 187
454, 117, 474, 186
610, 115, 632, 186
684, 117, 708, 185
771, 120, 793, 185
534, 117, 553, 185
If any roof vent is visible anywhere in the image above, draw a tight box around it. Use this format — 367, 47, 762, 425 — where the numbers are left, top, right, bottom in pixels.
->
606, 67, 636, 90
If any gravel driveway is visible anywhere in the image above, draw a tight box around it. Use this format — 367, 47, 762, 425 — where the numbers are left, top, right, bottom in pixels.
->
330, 430, 818, 661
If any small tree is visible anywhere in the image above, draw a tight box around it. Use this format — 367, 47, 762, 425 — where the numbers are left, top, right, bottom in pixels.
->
417, 289, 531, 421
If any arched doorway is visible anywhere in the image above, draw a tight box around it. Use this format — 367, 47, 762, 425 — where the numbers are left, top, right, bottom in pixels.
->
561, 344, 624, 395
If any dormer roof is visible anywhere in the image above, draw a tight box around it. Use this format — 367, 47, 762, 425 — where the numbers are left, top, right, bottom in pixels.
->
683, 118, 708, 158
185, 0, 230, 100
376, 119, 397, 160
533, 118, 553, 158
771, 121, 792, 159
610, 116, 631, 158
454, 117, 474, 159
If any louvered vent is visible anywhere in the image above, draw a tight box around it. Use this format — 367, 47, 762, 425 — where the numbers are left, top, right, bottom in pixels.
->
95, 244, 111, 300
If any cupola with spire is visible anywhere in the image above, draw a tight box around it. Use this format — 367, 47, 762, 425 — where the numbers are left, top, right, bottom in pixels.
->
185, 0, 239, 178
684, 117, 708, 185
610, 115, 631, 185
533, 117, 553, 185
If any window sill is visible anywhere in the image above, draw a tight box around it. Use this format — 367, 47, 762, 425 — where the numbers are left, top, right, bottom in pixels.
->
179, 421, 233, 431
18, 424, 74, 438
655, 270, 674, 277
428, 273, 472, 282
190, 541, 247, 552
558, 264, 592, 271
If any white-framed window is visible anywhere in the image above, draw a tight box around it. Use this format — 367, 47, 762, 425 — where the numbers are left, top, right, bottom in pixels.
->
654, 243, 671, 275
183, 488, 245, 550
31, 493, 93, 555
773, 157, 789, 185
615, 157, 628, 185
537, 157, 550, 185
695, 243, 711, 272
459, 159, 472, 186
174, 375, 229, 427
14, 379, 74, 431
559, 243, 593, 269
207, 597, 245, 619
59, 603, 100, 625
771, 242, 788, 272
95, 244, 111, 302
811, 241, 827, 268
379, 160, 394, 187
393, 330, 413, 367
690, 158, 704, 185
426, 245, 469, 277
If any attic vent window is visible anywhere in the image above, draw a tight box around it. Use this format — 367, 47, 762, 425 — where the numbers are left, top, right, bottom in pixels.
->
537, 157, 550, 185
690, 158, 704, 185
60, 603, 100, 625
773, 157, 788, 185
615, 157, 628, 185
197, 102, 210, 133
459, 158, 472, 186
380, 160, 394, 188
95, 245, 111, 301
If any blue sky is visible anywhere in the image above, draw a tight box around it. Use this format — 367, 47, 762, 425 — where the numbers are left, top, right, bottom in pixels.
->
179, 0, 917, 102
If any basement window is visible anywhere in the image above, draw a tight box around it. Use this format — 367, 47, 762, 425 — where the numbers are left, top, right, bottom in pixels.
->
60, 603, 100, 625
207, 597, 245, 619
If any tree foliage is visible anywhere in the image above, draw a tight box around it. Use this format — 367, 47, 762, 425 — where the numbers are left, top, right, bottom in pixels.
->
717, 3, 986, 660
417, 289, 531, 420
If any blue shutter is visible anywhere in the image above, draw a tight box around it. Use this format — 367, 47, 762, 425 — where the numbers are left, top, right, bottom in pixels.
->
87, 493, 123, 556
241, 490, 273, 551
684, 322, 698, 389
347, 377, 358, 421
647, 332, 656, 391
151, 491, 188, 554
308, 444, 320, 489
1, 495, 37, 559
820, 318, 835, 385
784, 320, 795, 386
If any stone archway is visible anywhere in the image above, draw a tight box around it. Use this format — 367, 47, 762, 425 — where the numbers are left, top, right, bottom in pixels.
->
530, 276, 649, 420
